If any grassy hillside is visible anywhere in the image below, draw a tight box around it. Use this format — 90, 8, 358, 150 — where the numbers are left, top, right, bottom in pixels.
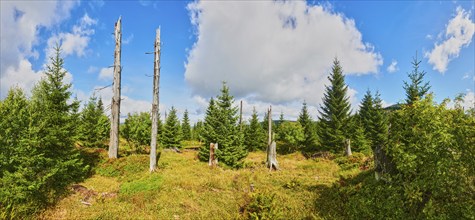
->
39, 147, 366, 219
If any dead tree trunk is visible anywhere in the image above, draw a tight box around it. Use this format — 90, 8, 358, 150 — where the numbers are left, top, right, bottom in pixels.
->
267, 106, 272, 146
109, 17, 122, 159
266, 106, 278, 170
345, 139, 352, 156
209, 143, 218, 167
239, 100, 243, 131
150, 28, 161, 172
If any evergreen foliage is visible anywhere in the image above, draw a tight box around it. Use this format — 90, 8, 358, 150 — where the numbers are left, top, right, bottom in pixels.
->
162, 107, 182, 149
181, 109, 192, 141
384, 95, 474, 218
318, 58, 351, 152
0, 46, 88, 217
78, 96, 110, 148
359, 89, 374, 139
275, 121, 305, 154
358, 90, 388, 152
121, 112, 152, 150
198, 98, 218, 161
244, 108, 266, 151
279, 111, 284, 124
369, 92, 388, 151
403, 54, 431, 105
198, 83, 247, 168
347, 115, 371, 154
192, 120, 204, 142
297, 101, 317, 151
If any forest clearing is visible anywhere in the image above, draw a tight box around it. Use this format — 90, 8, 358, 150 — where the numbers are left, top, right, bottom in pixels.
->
1, 1, 474, 219
39, 145, 351, 219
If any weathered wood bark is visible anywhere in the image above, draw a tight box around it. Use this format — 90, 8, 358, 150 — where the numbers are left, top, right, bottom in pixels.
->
209, 143, 218, 167
267, 106, 272, 146
109, 17, 121, 159
345, 139, 352, 156
267, 141, 279, 171
266, 106, 278, 170
150, 28, 161, 172
239, 100, 243, 130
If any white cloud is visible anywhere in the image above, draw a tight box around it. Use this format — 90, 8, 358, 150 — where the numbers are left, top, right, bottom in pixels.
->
98, 67, 114, 80
448, 91, 475, 111
87, 66, 98, 73
461, 91, 475, 110
185, 1, 383, 106
1, 59, 43, 96
90, 85, 162, 123
0, 0, 78, 97
123, 34, 134, 45
386, 60, 399, 73
426, 7, 474, 73
45, 13, 97, 60
381, 100, 394, 108
189, 84, 359, 124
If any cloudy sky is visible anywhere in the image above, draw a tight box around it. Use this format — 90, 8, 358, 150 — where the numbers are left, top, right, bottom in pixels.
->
1, 0, 474, 123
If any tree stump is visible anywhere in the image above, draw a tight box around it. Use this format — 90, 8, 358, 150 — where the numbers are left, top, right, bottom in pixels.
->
267, 141, 279, 171
345, 139, 352, 156
209, 143, 218, 167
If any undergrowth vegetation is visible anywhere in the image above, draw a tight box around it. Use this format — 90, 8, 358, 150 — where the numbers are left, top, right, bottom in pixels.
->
40, 149, 352, 219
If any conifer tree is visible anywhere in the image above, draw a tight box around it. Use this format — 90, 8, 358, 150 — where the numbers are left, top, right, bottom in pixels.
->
96, 97, 110, 145
369, 92, 388, 150
29, 45, 84, 164
215, 83, 246, 167
156, 112, 163, 144
192, 120, 203, 141
198, 83, 247, 167
279, 111, 285, 125
298, 101, 317, 151
0, 88, 30, 175
181, 109, 192, 141
359, 89, 374, 139
403, 53, 431, 105
162, 107, 182, 149
244, 107, 266, 151
198, 98, 218, 161
78, 95, 109, 148
348, 115, 371, 153
318, 58, 351, 152
2, 46, 88, 216
121, 112, 152, 149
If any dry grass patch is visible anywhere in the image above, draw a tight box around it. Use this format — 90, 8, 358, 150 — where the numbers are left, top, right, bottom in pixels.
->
41, 149, 347, 219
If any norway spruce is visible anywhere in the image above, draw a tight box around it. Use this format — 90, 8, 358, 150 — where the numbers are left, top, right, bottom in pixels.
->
244, 107, 266, 151
0, 46, 88, 217
359, 89, 374, 139
298, 101, 317, 151
181, 109, 192, 141
162, 107, 182, 149
198, 98, 218, 161
403, 54, 430, 105
198, 83, 247, 168
318, 58, 351, 152
78, 95, 109, 148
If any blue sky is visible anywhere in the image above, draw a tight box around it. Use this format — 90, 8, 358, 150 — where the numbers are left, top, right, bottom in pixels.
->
1, 0, 474, 123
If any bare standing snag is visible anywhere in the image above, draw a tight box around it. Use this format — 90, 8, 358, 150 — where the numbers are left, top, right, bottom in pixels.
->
266, 106, 279, 171
109, 17, 122, 159
150, 27, 161, 172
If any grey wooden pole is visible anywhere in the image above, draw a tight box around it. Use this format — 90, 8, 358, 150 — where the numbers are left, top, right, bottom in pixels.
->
150, 27, 161, 172
109, 16, 122, 159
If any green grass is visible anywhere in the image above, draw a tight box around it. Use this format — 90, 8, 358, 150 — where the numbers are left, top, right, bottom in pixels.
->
39, 149, 367, 219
